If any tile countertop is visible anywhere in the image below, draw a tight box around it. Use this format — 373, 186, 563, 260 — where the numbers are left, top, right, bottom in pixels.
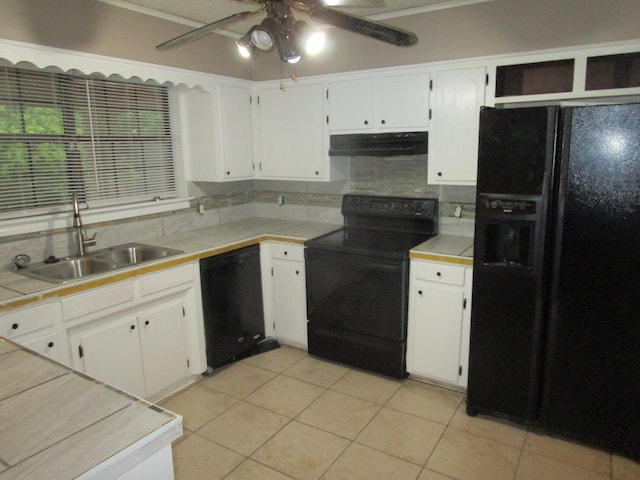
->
0, 218, 341, 310
411, 234, 474, 266
0, 337, 181, 479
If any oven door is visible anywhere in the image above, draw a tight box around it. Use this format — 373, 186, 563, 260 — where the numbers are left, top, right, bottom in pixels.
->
305, 248, 409, 341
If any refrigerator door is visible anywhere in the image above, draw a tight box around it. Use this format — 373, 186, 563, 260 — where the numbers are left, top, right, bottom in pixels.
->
467, 106, 559, 423
541, 104, 640, 460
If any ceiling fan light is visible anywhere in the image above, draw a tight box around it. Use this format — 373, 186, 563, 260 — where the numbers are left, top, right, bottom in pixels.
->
236, 32, 256, 59
275, 29, 302, 64
251, 17, 278, 51
305, 31, 326, 55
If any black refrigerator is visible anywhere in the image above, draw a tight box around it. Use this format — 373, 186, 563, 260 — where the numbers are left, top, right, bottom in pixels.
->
467, 103, 640, 460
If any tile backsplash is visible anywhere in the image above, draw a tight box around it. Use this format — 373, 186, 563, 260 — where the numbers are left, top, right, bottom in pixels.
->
0, 154, 475, 267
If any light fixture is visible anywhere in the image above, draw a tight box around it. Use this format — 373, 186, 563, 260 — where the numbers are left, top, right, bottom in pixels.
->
236, 9, 325, 63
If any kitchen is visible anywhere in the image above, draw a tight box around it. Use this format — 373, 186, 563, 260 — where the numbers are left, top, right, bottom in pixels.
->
1, 0, 640, 479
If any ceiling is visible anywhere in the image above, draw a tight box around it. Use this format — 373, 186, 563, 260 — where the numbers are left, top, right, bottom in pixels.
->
99, 0, 494, 39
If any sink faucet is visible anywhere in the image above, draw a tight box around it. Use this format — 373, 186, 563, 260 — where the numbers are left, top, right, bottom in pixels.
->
72, 193, 96, 256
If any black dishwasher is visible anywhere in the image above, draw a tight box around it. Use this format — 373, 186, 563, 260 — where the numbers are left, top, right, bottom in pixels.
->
200, 244, 265, 368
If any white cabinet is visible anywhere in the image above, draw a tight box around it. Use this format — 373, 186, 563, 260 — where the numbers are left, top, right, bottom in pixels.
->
172, 81, 254, 182
0, 302, 62, 363
71, 298, 188, 399
428, 66, 487, 185
407, 259, 472, 387
65, 262, 204, 401
217, 83, 255, 180
261, 242, 308, 349
255, 82, 329, 180
328, 72, 430, 132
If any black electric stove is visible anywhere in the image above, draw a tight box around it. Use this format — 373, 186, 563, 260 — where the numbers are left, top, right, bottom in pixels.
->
304, 194, 438, 378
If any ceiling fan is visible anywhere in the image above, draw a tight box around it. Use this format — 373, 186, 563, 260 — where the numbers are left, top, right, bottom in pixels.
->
156, 0, 418, 64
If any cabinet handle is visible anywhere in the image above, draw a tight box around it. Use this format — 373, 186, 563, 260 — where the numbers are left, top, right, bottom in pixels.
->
145, 320, 150, 326
12, 323, 19, 330
436, 272, 442, 277
437, 172, 443, 177
226, 171, 230, 175
296, 270, 300, 275
130, 325, 136, 331
364, 120, 369, 125
418, 290, 423, 296
381, 119, 386, 124
284, 251, 288, 256
48, 341, 54, 348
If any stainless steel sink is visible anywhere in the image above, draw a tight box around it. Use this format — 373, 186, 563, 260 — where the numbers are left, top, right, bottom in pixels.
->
11, 243, 184, 283
91, 243, 183, 266
19, 257, 117, 283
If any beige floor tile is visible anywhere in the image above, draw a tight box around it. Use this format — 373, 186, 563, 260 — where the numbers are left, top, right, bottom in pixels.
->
516, 451, 610, 480
355, 407, 445, 466
386, 380, 463, 425
197, 401, 290, 456
252, 421, 350, 480
417, 467, 457, 480
613, 455, 640, 480
449, 401, 527, 448
321, 442, 422, 480
246, 374, 325, 418
297, 390, 381, 439
241, 345, 307, 373
524, 431, 611, 474
284, 355, 351, 388
426, 427, 521, 480
160, 384, 237, 431
172, 433, 245, 480
330, 369, 403, 405
200, 362, 277, 398
225, 458, 293, 480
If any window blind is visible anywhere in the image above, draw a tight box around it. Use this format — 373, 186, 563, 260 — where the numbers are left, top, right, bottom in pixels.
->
0, 66, 176, 217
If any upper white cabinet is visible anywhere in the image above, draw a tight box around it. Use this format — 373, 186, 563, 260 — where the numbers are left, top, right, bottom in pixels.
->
254, 82, 330, 180
172, 81, 254, 182
327, 72, 430, 132
217, 83, 255, 180
428, 66, 487, 185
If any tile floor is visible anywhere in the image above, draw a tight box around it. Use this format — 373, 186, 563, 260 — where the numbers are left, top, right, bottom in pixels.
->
161, 346, 640, 480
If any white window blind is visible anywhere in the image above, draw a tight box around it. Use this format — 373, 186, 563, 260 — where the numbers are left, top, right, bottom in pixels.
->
0, 66, 176, 218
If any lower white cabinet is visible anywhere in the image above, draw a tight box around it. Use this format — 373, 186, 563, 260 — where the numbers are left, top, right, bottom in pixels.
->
70, 297, 189, 399
64, 262, 204, 401
407, 259, 472, 387
261, 242, 308, 349
0, 302, 62, 363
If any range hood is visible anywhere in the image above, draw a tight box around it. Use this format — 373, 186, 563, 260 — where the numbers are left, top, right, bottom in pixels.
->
329, 131, 428, 157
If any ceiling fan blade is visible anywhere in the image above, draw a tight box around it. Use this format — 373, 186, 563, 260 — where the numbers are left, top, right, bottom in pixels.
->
294, 0, 385, 6
156, 11, 259, 51
309, 7, 417, 46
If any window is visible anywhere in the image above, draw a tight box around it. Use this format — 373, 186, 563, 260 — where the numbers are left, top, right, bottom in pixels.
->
0, 66, 176, 218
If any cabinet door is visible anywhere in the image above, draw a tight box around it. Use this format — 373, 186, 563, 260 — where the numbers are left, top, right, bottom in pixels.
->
256, 83, 325, 179
327, 78, 374, 131
408, 281, 465, 384
74, 317, 146, 398
138, 301, 188, 398
218, 84, 255, 180
272, 259, 307, 348
377, 73, 430, 130
429, 67, 486, 185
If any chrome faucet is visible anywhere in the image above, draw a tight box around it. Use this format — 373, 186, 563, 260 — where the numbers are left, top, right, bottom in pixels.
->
72, 193, 96, 256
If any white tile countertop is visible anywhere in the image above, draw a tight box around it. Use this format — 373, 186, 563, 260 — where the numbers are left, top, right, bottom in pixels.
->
411, 234, 474, 265
0, 338, 182, 479
0, 218, 341, 311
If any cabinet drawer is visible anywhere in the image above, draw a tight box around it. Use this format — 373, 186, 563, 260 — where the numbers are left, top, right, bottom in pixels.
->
138, 263, 193, 297
62, 281, 135, 321
1, 304, 55, 338
270, 243, 304, 262
413, 261, 466, 286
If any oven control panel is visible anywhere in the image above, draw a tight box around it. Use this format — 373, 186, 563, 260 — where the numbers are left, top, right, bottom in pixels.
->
342, 194, 438, 219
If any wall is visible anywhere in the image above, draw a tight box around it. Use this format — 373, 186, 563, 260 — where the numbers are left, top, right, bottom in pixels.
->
1, 0, 639, 81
